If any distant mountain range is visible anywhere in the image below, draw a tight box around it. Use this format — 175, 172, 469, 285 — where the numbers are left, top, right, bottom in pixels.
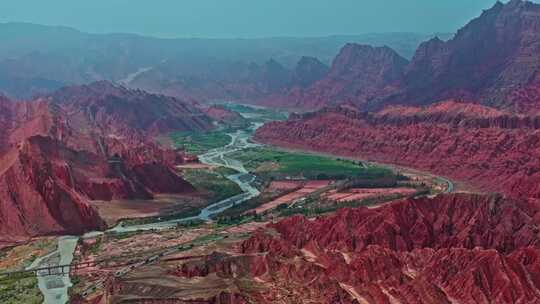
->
125, 0, 540, 113
0, 22, 447, 99
275, 0, 540, 113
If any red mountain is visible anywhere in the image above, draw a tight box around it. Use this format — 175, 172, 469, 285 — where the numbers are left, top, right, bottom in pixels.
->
242, 194, 540, 303
290, 56, 329, 88
0, 82, 213, 246
168, 194, 540, 303
269, 1, 540, 113
278, 44, 408, 109
45, 81, 213, 136
255, 101, 540, 200
385, 0, 540, 112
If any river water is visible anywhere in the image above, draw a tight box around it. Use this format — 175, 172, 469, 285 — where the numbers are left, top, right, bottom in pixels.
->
26, 236, 79, 304
29, 122, 262, 304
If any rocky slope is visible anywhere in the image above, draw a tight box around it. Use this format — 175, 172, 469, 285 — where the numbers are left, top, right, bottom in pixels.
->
201, 105, 247, 126
0, 83, 212, 245
129, 58, 296, 104
275, 44, 407, 109
270, 0, 540, 113
289, 56, 330, 89
44, 81, 213, 136
167, 194, 540, 303
255, 101, 540, 200
385, 0, 540, 112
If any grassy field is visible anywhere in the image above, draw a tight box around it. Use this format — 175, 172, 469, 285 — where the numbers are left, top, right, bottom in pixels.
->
0, 239, 56, 304
0, 276, 43, 304
230, 147, 393, 180
170, 103, 286, 155
171, 131, 232, 155
181, 168, 243, 203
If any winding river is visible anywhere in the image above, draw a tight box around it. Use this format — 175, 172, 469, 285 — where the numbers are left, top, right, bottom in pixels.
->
26, 113, 455, 303
28, 122, 262, 304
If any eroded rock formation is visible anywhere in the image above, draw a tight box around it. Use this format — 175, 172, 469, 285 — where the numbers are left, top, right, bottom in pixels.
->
0, 82, 212, 245
255, 101, 540, 200
169, 194, 540, 303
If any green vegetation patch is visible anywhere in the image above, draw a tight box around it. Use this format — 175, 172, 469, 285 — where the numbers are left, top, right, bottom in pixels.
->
181, 168, 243, 203
87, 235, 103, 255
213, 166, 239, 176
0, 239, 56, 304
0, 276, 43, 304
171, 130, 232, 154
230, 147, 393, 180
215, 214, 261, 227
212, 182, 292, 220
279, 193, 408, 218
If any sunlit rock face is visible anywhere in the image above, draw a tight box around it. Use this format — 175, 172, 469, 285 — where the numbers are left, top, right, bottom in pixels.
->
0, 82, 212, 245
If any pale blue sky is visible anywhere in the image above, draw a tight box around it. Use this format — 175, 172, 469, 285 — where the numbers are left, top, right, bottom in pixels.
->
0, 1, 520, 38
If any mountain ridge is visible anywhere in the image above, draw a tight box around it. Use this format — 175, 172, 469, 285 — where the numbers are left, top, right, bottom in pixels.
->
0, 82, 212, 246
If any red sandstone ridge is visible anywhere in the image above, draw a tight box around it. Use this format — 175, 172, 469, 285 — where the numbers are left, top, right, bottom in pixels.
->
245, 194, 540, 303
167, 194, 540, 303
44, 81, 214, 136
255, 101, 540, 199
263, 193, 540, 254
0, 97, 105, 244
0, 82, 213, 245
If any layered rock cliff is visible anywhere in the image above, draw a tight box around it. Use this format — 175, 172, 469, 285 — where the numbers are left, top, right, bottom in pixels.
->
255, 101, 540, 199
0, 82, 211, 245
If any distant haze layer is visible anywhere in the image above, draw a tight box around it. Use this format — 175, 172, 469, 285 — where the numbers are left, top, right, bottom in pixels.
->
0, 0, 517, 38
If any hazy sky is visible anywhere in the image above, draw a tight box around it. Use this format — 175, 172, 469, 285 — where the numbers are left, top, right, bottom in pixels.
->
0, 1, 520, 38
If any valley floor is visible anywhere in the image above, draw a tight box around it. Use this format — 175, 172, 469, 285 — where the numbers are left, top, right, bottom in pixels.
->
0, 103, 458, 303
